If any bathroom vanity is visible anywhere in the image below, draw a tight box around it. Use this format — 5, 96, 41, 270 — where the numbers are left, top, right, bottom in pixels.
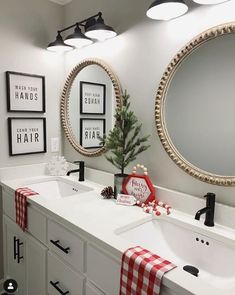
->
1, 164, 235, 295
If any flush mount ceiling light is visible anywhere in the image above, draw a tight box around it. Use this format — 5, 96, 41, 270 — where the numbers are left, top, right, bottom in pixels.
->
85, 12, 117, 41
47, 12, 117, 52
146, 0, 188, 21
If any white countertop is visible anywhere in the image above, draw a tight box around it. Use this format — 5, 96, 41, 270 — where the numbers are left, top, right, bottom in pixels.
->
1, 166, 234, 295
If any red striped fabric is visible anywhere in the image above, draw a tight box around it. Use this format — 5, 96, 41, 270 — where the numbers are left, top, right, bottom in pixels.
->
120, 246, 176, 295
15, 188, 38, 231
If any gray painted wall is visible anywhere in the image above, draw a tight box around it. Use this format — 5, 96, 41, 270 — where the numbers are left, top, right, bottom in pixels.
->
0, 0, 64, 168
0, 0, 64, 283
63, 0, 235, 207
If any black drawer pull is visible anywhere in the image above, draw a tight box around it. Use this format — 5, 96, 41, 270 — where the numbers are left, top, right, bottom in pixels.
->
50, 281, 70, 295
50, 239, 70, 254
17, 240, 24, 264
14, 237, 23, 263
13, 236, 17, 260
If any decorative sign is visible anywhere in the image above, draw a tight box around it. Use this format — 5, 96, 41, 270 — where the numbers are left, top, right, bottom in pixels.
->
123, 174, 155, 204
8, 118, 47, 156
6, 71, 45, 112
80, 81, 106, 115
80, 118, 105, 149
116, 194, 137, 206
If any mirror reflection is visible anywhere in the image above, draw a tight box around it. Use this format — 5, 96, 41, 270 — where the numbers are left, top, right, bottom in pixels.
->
61, 59, 122, 157
69, 65, 115, 149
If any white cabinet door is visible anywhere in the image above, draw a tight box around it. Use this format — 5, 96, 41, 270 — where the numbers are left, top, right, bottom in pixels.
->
26, 234, 47, 295
87, 244, 120, 295
3, 215, 47, 295
3, 216, 26, 295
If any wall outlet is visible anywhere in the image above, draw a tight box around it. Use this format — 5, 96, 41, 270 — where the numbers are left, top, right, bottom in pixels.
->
51, 137, 59, 153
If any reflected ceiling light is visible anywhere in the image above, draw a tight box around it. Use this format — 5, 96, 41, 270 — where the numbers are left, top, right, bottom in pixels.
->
146, 0, 188, 21
64, 24, 93, 48
47, 12, 117, 52
47, 32, 72, 52
85, 12, 117, 41
192, 0, 229, 4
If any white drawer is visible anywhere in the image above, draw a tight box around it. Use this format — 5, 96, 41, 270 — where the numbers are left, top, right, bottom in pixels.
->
48, 219, 84, 273
87, 244, 120, 295
86, 282, 105, 295
2, 190, 47, 244
48, 251, 84, 295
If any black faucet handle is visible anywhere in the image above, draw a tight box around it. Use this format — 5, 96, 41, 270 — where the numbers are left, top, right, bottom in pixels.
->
204, 192, 215, 199
204, 192, 215, 209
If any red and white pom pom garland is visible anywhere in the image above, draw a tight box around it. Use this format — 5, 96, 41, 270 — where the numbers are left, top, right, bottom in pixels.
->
136, 199, 171, 216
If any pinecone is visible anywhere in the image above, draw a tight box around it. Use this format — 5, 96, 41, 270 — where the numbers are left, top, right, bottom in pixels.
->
101, 186, 114, 199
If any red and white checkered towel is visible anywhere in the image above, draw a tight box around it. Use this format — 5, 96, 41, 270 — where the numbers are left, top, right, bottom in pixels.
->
120, 246, 176, 295
15, 187, 39, 231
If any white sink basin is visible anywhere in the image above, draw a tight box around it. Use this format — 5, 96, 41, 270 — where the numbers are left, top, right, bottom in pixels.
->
25, 177, 93, 200
116, 216, 235, 291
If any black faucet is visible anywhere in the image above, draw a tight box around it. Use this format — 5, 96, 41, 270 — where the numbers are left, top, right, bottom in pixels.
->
195, 192, 215, 227
66, 161, 85, 181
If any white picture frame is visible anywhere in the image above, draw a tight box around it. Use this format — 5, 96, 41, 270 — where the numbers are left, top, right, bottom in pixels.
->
6, 71, 45, 113
80, 81, 106, 115
8, 117, 47, 156
80, 118, 105, 149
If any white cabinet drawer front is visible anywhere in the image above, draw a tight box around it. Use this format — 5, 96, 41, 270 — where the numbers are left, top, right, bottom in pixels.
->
48, 220, 84, 272
86, 282, 106, 295
87, 245, 120, 295
2, 191, 47, 244
48, 252, 84, 295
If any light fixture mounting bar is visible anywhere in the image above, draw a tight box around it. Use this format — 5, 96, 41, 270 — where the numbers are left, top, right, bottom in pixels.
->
58, 12, 102, 34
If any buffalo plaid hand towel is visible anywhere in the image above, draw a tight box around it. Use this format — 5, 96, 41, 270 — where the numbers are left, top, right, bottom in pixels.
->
15, 187, 39, 231
120, 246, 176, 295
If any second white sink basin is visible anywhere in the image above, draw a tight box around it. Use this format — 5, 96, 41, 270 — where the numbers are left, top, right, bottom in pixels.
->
116, 216, 235, 291
26, 177, 93, 199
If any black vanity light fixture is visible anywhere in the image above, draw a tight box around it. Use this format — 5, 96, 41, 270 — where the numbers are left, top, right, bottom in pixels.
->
146, 0, 188, 21
47, 12, 117, 53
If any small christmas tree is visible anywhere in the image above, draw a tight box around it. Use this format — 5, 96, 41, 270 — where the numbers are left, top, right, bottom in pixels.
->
103, 90, 150, 174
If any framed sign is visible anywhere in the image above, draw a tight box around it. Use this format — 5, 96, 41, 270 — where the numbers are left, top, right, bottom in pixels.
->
8, 117, 47, 156
80, 118, 105, 149
6, 71, 45, 112
123, 174, 155, 204
80, 81, 106, 115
